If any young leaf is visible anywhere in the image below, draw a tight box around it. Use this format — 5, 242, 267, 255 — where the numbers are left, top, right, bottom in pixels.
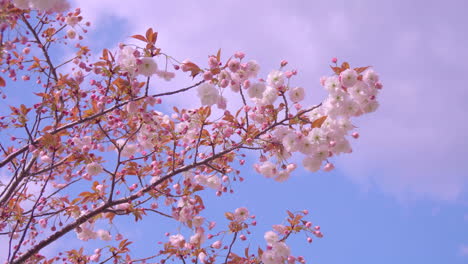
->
330, 66, 342, 75
216, 48, 222, 62
341, 62, 350, 70
146, 28, 154, 42
312, 116, 327, 128
131, 34, 147, 42
354, 66, 371, 74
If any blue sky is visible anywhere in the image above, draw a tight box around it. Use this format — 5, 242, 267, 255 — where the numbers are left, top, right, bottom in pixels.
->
69, 0, 468, 262
2, 0, 468, 263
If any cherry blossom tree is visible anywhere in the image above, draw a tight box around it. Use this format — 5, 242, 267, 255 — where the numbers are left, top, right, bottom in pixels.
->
0, 0, 382, 263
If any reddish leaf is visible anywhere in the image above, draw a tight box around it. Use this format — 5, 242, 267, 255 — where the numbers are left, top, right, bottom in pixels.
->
211, 68, 220, 75
354, 66, 370, 74
102, 48, 109, 60
131, 34, 147, 42
146, 28, 154, 42
312, 116, 327, 128
225, 212, 234, 221
216, 48, 222, 62
258, 247, 263, 257
341, 62, 350, 70
330, 66, 342, 75
0, 76, 5, 87
42, 125, 53, 132
183, 62, 201, 78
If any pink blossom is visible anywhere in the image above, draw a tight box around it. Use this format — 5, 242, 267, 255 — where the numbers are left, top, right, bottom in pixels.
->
340, 69, 358, 87
156, 70, 175, 81
198, 252, 207, 263
97, 230, 112, 241
197, 83, 219, 106
256, 161, 278, 178
169, 234, 185, 247
118, 46, 138, 74
228, 60, 240, 73
86, 162, 103, 177
288, 87, 305, 103
264, 231, 279, 244
234, 207, 249, 222
302, 156, 322, 172
211, 240, 222, 249
266, 70, 284, 88
67, 28, 76, 39
248, 82, 266, 99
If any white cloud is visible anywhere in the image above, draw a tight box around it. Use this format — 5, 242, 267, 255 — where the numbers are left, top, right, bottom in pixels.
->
459, 244, 468, 257
69, 0, 468, 202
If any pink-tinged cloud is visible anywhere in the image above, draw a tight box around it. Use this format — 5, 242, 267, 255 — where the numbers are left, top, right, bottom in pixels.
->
459, 244, 468, 257
75, 0, 468, 201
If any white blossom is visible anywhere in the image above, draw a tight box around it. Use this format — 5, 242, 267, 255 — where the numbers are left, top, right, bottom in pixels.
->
197, 83, 219, 106
138, 57, 158, 77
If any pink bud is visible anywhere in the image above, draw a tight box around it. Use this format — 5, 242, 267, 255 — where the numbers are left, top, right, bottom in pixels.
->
211, 240, 222, 249
352, 132, 359, 139
234, 51, 245, 59
331, 57, 338, 63
302, 210, 309, 215
323, 163, 334, 172
209, 221, 216, 230
280, 60, 288, 67
307, 237, 313, 243
129, 183, 137, 191
208, 56, 218, 68
67, 29, 76, 39
297, 256, 305, 263
240, 234, 246, 241
203, 71, 213, 81
243, 79, 251, 88
228, 60, 240, 73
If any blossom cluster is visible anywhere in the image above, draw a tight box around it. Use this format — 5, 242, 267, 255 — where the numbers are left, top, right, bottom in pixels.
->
193, 52, 382, 181
117, 45, 175, 80
13, 0, 70, 13
0, 1, 383, 262
251, 66, 381, 181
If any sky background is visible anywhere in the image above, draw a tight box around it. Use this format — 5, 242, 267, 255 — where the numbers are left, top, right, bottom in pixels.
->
3, 0, 468, 263
76, 0, 468, 263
